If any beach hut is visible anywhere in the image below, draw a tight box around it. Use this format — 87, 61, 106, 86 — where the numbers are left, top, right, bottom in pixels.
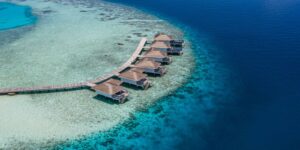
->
131, 58, 167, 76
154, 33, 185, 48
118, 69, 151, 89
142, 48, 172, 64
151, 41, 183, 55
92, 79, 128, 103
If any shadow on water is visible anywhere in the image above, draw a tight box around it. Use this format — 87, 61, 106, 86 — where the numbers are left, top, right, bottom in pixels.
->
120, 83, 143, 90
93, 95, 121, 105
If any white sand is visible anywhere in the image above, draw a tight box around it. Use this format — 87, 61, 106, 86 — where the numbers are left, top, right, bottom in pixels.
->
0, 0, 195, 148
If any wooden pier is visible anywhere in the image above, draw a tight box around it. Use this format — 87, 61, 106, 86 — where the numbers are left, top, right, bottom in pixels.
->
0, 38, 147, 95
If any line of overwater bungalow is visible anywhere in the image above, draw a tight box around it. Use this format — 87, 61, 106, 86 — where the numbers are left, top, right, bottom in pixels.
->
92, 33, 185, 103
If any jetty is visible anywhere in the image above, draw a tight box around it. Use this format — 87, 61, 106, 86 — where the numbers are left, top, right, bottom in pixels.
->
0, 38, 147, 95
0, 33, 185, 103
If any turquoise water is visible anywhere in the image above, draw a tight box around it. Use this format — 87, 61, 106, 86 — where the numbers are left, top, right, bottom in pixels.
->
0, 1, 198, 147
55, 30, 233, 149
0, 2, 36, 30
2, 0, 299, 149
55, 0, 300, 149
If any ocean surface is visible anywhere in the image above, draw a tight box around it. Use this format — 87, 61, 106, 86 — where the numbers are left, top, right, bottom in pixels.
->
0, 1, 198, 147
0, 2, 36, 30
69, 0, 299, 149
1, 0, 300, 149
107, 0, 300, 150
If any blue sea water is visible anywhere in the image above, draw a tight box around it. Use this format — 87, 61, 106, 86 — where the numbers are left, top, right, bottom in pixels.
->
2, 0, 299, 149
0, 2, 36, 30
56, 30, 232, 149
109, 1, 300, 149
56, 0, 300, 150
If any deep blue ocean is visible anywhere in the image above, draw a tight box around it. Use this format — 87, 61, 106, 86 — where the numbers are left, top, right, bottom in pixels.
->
101, 0, 300, 149
1, 0, 300, 149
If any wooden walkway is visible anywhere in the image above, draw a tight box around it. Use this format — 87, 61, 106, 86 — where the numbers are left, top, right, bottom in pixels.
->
0, 38, 147, 95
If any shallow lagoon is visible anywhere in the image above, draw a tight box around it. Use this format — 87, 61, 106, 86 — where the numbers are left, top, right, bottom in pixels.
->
0, 0, 233, 149
0, 2, 36, 30
0, 0, 199, 148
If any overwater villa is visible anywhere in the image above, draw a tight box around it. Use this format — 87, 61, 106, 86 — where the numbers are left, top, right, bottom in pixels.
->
131, 58, 167, 76
151, 41, 183, 55
92, 79, 129, 103
118, 69, 151, 89
154, 33, 185, 48
142, 48, 172, 64
0, 36, 182, 104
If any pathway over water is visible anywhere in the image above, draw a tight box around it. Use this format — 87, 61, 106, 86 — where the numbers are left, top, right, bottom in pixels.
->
0, 38, 147, 94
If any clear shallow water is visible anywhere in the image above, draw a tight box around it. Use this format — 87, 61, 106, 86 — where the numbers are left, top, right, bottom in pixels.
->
56, 30, 233, 150
57, 0, 300, 149
0, 2, 36, 30
0, 0, 198, 148
1, 0, 299, 149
